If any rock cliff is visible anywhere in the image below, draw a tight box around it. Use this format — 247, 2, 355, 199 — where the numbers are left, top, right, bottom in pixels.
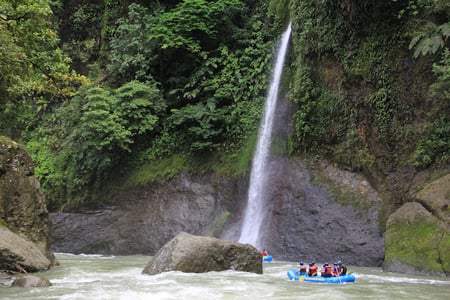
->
51, 173, 244, 255
51, 157, 385, 266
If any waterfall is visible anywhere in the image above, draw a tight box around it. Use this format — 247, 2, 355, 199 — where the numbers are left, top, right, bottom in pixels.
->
238, 22, 291, 248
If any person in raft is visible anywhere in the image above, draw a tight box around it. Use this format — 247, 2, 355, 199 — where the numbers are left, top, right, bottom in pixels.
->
297, 261, 308, 275
321, 262, 333, 277
332, 262, 340, 276
308, 261, 318, 276
261, 249, 268, 257
337, 260, 347, 275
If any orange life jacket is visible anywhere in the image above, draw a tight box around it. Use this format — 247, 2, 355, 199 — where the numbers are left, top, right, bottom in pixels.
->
323, 265, 333, 276
308, 265, 318, 276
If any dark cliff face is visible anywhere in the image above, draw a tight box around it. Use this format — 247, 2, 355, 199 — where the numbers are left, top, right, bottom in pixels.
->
0, 137, 55, 271
51, 157, 385, 266
51, 173, 247, 255
254, 157, 385, 266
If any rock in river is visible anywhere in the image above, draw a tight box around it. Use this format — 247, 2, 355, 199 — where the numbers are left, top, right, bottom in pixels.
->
142, 232, 262, 275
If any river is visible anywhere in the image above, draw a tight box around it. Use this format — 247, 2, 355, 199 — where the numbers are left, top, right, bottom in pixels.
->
1, 253, 449, 299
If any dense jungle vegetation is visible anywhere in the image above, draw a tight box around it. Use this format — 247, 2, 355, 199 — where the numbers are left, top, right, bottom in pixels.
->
1, 0, 449, 211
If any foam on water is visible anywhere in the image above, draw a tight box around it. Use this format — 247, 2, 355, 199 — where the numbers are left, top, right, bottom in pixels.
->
1, 254, 449, 300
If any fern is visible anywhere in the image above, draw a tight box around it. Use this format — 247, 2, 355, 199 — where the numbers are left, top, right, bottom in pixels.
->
409, 22, 450, 58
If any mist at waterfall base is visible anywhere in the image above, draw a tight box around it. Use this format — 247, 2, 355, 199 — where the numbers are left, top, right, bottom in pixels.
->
1, 253, 450, 300
238, 22, 291, 249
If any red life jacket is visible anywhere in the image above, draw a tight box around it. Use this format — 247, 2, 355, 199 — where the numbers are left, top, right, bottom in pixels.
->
300, 265, 307, 272
308, 265, 318, 276
323, 265, 333, 276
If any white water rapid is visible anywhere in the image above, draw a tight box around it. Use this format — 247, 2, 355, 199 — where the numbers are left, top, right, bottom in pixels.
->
238, 22, 291, 248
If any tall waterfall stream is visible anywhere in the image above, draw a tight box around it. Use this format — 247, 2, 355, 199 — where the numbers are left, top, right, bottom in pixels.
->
238, 22, 291, 249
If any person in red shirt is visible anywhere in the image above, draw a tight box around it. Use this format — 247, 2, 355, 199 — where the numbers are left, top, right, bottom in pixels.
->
261, 249, 268, 257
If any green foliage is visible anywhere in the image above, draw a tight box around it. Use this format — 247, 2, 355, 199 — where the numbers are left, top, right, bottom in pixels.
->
396, 0, 450, 57
430, 48, 450, 102
168, 33, 271, 152
169, 101, 227, 152
368, 87, 397, 141
11, 0, 274, 207
109, 1, 272, 154
124, 153, 192, 187
267, 0, 290, 32
288, 0, 429, 168
115, 80, 166, 137
334, 130, 376, 173
291, 64, 349, 155
409, 22, 450, 58
0, 0, 86, 138
414, 116, 450, 168
414, 49, 450, 168
108, 3, 156, 83
29, 80, 165, 207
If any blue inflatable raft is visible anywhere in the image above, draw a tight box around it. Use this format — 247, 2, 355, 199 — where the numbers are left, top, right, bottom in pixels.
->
287, 269, 355, 284
262, 255, 273, 262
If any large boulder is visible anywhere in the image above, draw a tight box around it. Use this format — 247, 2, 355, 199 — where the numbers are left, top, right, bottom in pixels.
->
0, 137, 55, 272
142, 232, 262, 275
383, 201, 450, 276
0, 226, 52, 272
415, 174, 450, 225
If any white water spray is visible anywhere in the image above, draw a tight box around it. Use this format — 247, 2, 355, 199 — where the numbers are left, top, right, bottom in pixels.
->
238, 22, 291, 248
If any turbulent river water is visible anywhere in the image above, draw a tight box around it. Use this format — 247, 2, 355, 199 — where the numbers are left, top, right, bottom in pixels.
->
1, 253, 449, 300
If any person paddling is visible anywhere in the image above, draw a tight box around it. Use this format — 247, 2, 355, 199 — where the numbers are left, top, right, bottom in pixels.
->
321, 262, 333, 277
332, 262, 339, 276
337, 260, 347, 276
297, 261, 307, 275
308, 261, 318, 276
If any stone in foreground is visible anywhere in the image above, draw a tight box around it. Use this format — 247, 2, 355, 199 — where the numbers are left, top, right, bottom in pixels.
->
12, 275, 52, 288
142, 232, 262, 275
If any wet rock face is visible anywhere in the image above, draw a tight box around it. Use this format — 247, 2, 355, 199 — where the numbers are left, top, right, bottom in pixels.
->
0, 138, 55, 272
259, 158, 385, 266
142, 232, 262, 275
51, 157, 385, 267
51, 173, 243, 255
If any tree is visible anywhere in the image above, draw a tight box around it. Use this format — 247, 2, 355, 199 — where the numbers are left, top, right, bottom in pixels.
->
34, 80, 165, 206
0, 0, 85, 138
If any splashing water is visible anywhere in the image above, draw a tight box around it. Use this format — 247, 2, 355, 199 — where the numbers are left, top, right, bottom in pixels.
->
238, 22, 291, 248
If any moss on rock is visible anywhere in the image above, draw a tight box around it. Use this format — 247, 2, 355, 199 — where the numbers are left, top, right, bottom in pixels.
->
384, 202, 449, 276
